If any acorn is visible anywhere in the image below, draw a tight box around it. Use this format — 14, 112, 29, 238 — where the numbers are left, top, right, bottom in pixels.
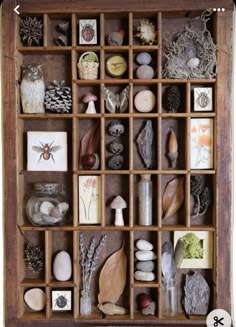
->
82, 153, 100, 170
167, 129, 178, 168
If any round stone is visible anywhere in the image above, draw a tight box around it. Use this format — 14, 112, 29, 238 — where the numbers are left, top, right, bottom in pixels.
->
134, 270, 155, 281
53, 251, 72, 281
187, 57, 200, 68
134, 90, 156, 113
136, 52, 152, 65
24, 288, 46, 311
136, 65, 154, 79
107, 155, 124, 170
136, 239, 153, 251
135, 250, 157, 261
109, 139, 124, 154
108, 120, 125, 137
39, 201, 55, 215
136, 261, 155, 272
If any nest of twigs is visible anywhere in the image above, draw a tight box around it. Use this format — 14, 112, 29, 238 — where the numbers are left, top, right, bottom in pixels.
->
163, 10, 217, 79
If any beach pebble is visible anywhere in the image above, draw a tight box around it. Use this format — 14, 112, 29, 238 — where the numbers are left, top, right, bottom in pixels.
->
134, 90, 156, 113
136, 260, 155, 272
136, 52, 152, 65
136, 239, 153, 251
135, 250, 157, 261
134, 270, 155, 281
136, 65, 154, 79
53, 251, 72, 281
24, 288, 46, 311
39, 201, 54, 215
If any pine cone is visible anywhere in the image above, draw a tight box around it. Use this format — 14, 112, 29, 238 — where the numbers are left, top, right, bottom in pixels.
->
44, 80, 72, 113
24, 242, 44, 273
190, 175, 205, 196
199, 187, 212, 213
166, 86, 181, 112
20, 16, 43, 46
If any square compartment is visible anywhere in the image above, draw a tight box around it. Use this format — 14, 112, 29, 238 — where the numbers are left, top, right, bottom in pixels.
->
47, 15, 72, 46
104, 13, 129, 46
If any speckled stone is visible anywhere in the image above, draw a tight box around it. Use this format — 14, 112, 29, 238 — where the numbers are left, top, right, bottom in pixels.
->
136, 52, 152, 65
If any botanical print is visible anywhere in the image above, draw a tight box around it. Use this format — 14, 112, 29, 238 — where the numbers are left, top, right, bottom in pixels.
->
190, 119, 213, 169
79, 176, 101, 224
27, 131, 68, 171
194, 87, 213, 112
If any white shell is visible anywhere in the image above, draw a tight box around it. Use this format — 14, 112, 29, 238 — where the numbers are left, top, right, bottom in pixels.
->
134, 90, 156, 112
53, 251, 72, 281
134, 270, 155, 281
24, 288, 46, 311
39, 201, 55, 215
135, 250, 157, 261
57, 202, 69, 215
136, 239, 153, 251
187, 57, 200, 68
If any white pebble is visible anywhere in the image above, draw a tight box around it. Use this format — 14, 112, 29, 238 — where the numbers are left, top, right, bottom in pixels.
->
24, 288, 46, 311
53, 251, 72, 281
187, 57, 200, 68
134, 270, 155, 281
39, 201, 55, 215
136, 239, 153, 251
135, 250, 157, 261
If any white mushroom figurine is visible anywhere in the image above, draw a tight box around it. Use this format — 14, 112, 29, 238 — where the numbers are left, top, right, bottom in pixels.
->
110, 195, 127, 226
83, 93, 97, 114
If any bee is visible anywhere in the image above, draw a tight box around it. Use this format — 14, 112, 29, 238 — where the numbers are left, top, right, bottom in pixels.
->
32, 141, 61, 163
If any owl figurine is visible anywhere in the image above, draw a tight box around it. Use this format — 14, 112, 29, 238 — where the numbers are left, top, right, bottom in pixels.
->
20, 64, 45, 113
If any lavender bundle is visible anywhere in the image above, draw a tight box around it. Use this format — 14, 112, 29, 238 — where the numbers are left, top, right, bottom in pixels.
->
80, 233, 108, 293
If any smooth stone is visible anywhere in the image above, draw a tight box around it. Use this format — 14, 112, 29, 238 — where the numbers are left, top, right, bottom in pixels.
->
57, 202, 69, 216
136, 260, 155, 272
136, 239, 153, 251
135, 250, 157, 261
53, 251, 72, 281
136, 52, 152, 65
24, 288, 46, 311
39, 201, 55, 215
134, 90, 156, 113
107, 155, 124, 170
187, 57, 200, 69
136, 65, 154, 79
134, 270, 155, 281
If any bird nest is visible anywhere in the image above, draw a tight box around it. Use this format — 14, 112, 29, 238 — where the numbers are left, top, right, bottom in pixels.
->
163, 10, 217, 79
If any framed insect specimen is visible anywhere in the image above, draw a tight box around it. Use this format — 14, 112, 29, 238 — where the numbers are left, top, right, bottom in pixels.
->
194, 87, 213, 112
52, 290, 72, 311
27, 131, 68, 171
79, 19, 97, 45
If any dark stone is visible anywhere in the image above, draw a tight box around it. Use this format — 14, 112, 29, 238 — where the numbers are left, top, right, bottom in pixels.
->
109, 139, 124, 154
184, 272, 210, 315
166, 86, 181, 112
107, 155, 124, 170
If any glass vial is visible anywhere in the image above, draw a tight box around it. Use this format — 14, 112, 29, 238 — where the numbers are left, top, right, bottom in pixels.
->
138, 174, 152, 225
163, 278, 178, 317
80, 290, 92, 315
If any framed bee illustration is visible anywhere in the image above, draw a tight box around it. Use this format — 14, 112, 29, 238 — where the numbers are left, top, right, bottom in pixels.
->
79, 19, 97, 45
27, 131, 68, 171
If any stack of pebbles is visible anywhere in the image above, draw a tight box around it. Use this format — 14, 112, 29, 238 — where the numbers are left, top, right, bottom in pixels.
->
135, 52, 154, 79
134, 239, 156, 281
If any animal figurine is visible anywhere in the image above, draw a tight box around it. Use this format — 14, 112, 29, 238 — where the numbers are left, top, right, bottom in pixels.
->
20, 64, 45, 113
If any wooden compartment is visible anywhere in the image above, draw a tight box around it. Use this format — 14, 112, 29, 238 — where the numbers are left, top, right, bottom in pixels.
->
104, 13, 129, 46
47, 14, 72, 47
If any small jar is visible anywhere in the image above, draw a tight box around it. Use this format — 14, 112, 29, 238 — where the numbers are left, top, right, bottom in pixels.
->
26, 183, 69, 226
162, 277, 178, 317
138, 174, 152, 225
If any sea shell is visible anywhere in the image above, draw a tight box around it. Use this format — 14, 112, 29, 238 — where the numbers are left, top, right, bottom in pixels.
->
136, 19, 157, 45
39, 201, 55, 215
97, 303, 128, 315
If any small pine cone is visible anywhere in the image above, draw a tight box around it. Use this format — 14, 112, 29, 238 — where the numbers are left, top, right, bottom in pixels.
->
166, 86, 181, 112
24, 242, 44, 273
199, 187, 212, 213
44, 80, 72, 113
20, 16, 43, 46
190, 175, 205, 196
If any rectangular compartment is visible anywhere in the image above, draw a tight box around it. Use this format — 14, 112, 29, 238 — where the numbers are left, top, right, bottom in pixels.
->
47, 14, 72, 47
77, 84, 101, 114
104, 13, 129, 46
20, 286, 46, 318
133, 287, 158, 318
132, 14, 158, 46
17, 15, 44, 47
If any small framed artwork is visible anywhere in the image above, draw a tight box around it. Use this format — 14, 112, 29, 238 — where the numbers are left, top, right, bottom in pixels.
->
79, 175, 101, 224
52, 290, 72, 311
79, 19, 97, 45
190, 118, 213, 169
174, 231, 213, 269
194, 87, 213, 112
27, 131, 68, 171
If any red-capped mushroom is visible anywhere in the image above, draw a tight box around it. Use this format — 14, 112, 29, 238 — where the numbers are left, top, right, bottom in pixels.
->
83, 93, 97, 114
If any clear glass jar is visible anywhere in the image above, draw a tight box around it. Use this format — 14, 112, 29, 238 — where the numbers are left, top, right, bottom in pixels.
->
138, 174, 152, 225
26, 183, 69, 226
80, 290, 92, 315
162, 277, 178, 317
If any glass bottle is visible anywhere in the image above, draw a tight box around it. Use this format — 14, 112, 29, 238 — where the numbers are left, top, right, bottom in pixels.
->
26, 183, 69, 226
80, 290, 92, 315
138, 174, 152, 226
162, 277, 178, 317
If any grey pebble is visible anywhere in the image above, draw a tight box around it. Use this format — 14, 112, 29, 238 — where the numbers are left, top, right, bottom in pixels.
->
136, 52, 152, 65
136, 260, 155, 272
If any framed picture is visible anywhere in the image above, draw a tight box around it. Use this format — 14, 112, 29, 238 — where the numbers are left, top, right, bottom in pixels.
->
79, 19, 97, 45
52, 290, 72, 311
27, 131, 68, 171
79, 176, 101, 224
190, 118, 213, 169
174, 231, 213, 269
194, 87, 213, 112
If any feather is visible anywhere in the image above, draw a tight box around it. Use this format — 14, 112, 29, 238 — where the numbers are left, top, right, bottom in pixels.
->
162, 241, 174, 256
102, 85, 129, 113
174, 239, 184, 268
161, 252, 176, 281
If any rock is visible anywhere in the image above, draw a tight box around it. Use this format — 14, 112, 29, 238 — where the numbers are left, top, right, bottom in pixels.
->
39, 201, 55, 215
53, 251, 72, 281
136, 239, 153, 251
141, 301, 156, 315
24, 288, 46, 311
108, 120, 125, 137
187, 57, 200, 69
109, 139, 124, 154
134, 90, 156, 113
136, 120, 153, 168
184, 272, 210, 315
136, 65, 154, 79
134, 270, 155, 281
136, 260, 155, 272
136, 52, 152, 65
135, 250, 157, 261
107, 155, 124, 170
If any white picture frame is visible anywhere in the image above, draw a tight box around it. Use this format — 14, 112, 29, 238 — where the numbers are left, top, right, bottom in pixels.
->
79, 19, 97, 45
194, 87, 213, 112
52, 290, 72, 311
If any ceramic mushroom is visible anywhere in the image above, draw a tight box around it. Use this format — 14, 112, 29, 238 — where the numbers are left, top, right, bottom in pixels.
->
83, 93, 97, 114
110, 195, 127, 226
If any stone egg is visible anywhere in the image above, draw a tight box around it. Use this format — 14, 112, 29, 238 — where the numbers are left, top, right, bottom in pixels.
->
24, 288, 46, 311
53, 250, 72, 281
136, 65, 154, 79
136, 52, 152, 65
187, 57, 200, 69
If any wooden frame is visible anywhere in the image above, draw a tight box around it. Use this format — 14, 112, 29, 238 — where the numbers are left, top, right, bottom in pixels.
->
2, 0, 233, 326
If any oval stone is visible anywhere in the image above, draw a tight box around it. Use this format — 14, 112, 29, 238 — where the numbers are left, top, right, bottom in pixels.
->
53, 251, 72, 281
136, 239, 153, 251
134, 270, 155, 281
134, 90, 156, 113
136, 260, 155, 272
135, 250, 157, 261
136, 65, 154, 79
24, 288, 46, 311
187, 57, 200, 68
40, 201, 55, 215
136, 52, 152, 65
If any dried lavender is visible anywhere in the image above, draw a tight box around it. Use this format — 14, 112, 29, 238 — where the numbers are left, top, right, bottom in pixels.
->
24, 242, 44, 273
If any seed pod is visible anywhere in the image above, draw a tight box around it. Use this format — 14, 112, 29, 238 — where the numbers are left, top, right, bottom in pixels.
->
167, 129, 178, 168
